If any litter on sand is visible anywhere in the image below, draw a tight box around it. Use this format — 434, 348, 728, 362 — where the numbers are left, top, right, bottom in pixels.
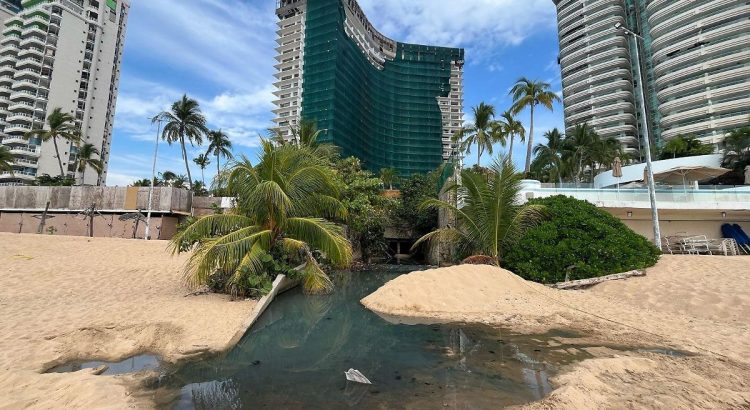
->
345, 368, 372, 384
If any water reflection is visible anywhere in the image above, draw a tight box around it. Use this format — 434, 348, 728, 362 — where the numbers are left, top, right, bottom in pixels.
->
159, 270, 590, 409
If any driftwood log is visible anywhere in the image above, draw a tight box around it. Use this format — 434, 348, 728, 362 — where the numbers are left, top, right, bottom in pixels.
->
549, 270, 646, 290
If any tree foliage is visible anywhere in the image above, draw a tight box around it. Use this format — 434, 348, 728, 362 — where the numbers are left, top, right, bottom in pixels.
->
413, 157, 546, 264
171, 141, 352, 296
503, 196, 661, 283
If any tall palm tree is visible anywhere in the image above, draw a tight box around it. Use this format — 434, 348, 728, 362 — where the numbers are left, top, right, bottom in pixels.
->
153, 95, 208, 191
509, 78, 561, 174
206, 129, 233, 178
24, 107, 81, 178
74, 143, 103, 185
497, 110, 526, 163
412, 156, 546, 264
533, 128, 565, 184
455, 102, 500, 166
0, 145, 13, 175
171, 141, 352, 295
193, 153, 211, 185
379, 167, 397, 190
562, 123, 598, 184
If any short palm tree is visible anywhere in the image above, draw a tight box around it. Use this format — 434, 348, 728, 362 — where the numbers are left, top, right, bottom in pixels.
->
24, 107, 81, 178
0, 145, 13, 175
497, 111, 526, 163
533, 128, 565, 184
509, 78, 561, 174
455, 102, 500, 166
74, 143, 103, 185
193, 153, 211, 185
412, 156, 546, 264
380, 167, 397, 190
171, 141, 353, 295
153, 95, 209, 191
160, 170, 177, 187
206, 129, 233, 178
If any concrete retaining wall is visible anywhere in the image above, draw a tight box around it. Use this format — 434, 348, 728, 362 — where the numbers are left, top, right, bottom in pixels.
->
0, 186, 192, 214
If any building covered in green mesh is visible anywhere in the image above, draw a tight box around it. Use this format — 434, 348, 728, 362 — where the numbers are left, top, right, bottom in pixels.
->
273, 0, 465, 176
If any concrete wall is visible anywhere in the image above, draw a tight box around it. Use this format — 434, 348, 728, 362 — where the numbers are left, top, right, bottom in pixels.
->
606, 208, 750, 240
0, 212, 179, 239
0, 186, 191, 213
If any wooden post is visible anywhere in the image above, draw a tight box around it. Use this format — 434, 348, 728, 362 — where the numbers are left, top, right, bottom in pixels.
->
37, 201, 51, 234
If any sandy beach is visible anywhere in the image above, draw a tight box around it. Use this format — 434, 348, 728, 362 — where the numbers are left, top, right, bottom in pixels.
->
0, 233, 255, 409
362, 257, 750, 409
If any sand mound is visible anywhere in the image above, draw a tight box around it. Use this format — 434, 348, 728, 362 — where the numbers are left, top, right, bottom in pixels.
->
361, 264, 571, 329
361, 260, 750, 409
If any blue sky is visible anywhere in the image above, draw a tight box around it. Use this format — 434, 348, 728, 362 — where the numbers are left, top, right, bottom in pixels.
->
108, 0, 564, 186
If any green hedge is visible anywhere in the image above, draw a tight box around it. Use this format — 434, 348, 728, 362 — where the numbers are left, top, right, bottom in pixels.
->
503, 196, 661, 283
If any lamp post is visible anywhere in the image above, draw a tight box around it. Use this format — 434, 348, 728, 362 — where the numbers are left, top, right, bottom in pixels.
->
615, 21, 662, 250
144, 117, 163, 240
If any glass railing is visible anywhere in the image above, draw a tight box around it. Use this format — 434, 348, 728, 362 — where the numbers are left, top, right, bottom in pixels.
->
526, 185, 750, 205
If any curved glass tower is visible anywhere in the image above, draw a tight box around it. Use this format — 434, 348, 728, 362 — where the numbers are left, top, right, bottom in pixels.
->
273, 0, 465, 176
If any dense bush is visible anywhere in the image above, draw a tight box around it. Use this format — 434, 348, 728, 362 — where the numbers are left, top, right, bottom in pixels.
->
503, 196, 660, 283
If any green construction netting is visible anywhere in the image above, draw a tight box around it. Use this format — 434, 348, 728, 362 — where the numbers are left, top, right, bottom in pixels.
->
300, 0, 463, 176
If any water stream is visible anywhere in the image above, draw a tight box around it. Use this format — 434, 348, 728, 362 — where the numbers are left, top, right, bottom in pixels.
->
154, 269, 593, 409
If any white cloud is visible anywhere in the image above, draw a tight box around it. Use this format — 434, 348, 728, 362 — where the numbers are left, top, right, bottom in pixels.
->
357, 0, 557, 63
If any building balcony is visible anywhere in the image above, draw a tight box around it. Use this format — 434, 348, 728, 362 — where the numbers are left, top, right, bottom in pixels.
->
15, 58, 42, 70
0, 35, 20, 46
1, 136, 27, 145
21, 27, 46, 38
13, 158, 38, 168
5, 123, 33, 133
19, 36, 45, 49
8, 101, 35, 112
7, 145, 39, 157
11, 79, 38, 91
0, 170, 37, 181
6, 112, 34, 123
9, 90, 39, 102
653, 35, 750, 77
17, 46, 44, 59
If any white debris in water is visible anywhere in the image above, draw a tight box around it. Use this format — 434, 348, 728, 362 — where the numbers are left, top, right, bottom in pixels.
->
345, 369, 372, 384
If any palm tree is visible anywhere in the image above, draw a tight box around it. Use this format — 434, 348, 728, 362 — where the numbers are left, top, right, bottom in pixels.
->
171, 174, 188, 189
455, 102, 500, 166
24, 107, 82, 178
206, 129, 233, 178
74, 143, 103, 185
380, 167, 397, 190
562, 123, 598, 184
153, 95, 209, 191
533, 128, 565, 184
160, 170, 177, 187
0, 145, 13, 175
496, 111, 526, 164
722, 121, 750, 175
193, 153, 211, 185
412, 156, 546, 264
509, 78, 561, 174
130, 178, 151, 187
171, 141, 352, 295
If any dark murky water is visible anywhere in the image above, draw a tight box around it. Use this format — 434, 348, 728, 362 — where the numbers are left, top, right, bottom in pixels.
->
153, 270, 594, 409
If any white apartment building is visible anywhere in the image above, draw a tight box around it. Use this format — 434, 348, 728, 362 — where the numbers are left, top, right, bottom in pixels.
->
0, 0, 129, 186
553, 0, 750, 154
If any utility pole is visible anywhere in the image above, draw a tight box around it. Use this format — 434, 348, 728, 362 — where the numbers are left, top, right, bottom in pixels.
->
145, 117, 163, 240
615, 22, 662, 250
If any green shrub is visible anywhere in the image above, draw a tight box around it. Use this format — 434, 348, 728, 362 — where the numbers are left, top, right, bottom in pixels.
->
503, 196, 660, 283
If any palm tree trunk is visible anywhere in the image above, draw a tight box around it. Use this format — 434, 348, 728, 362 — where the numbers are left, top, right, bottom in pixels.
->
525, 105, 535, 174
477, 145, 481, 167
180, 135, 193, 191
81, 167, 86, 186
216, 153, 220, 179
52, 136, 65, 178
201, 168, 205, 185
508, 135, 514, 163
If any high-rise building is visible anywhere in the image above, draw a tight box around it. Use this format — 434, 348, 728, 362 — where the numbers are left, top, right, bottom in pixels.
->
553, 0, 750, 156
0, 0, 129, 186
273, 0, 464, 176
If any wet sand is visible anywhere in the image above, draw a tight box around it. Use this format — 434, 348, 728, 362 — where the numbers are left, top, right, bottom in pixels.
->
0, 233, 256, 409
